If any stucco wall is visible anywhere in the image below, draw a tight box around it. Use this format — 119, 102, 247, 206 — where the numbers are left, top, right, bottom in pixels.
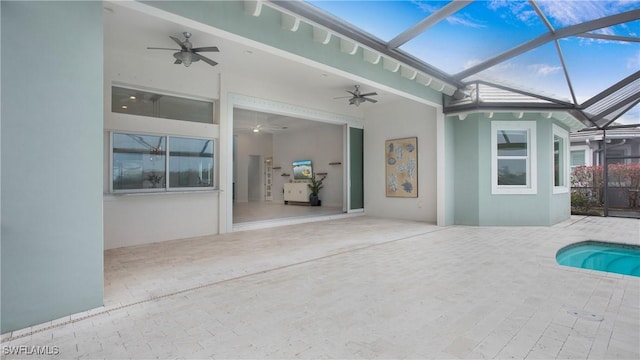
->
363, 99, 438, 222
1, 1, 104, 332
453, 117, 481, 225
103, 31, 220, 250
452, 113, 571, 226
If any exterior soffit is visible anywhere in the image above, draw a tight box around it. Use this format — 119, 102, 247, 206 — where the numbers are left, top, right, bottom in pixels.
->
139, 0, 450, 107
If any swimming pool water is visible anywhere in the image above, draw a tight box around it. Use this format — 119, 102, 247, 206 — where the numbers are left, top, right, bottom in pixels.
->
556, 241, 640, 277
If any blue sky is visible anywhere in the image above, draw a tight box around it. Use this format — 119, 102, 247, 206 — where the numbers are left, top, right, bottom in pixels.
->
308, 0, 640, 124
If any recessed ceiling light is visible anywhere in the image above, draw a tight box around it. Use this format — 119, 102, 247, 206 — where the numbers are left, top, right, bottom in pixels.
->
252, 128, 259, 133
121, 105, 128, 109
129, 95, 136, 100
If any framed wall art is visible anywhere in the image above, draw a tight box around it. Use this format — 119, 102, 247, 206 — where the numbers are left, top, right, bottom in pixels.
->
385, 137, 418, 198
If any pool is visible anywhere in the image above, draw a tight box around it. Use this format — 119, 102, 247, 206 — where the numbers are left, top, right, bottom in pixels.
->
556, 241, 640, 277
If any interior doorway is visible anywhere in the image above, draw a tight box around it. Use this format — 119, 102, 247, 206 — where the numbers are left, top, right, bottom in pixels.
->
231, 106, 348, 226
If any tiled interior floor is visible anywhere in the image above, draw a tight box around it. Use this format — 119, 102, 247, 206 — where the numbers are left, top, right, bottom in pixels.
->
232, 201, 344, 223
2, 216, 639, 359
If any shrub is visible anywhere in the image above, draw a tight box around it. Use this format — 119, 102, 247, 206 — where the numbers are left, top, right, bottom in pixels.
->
570, 163, 640, 212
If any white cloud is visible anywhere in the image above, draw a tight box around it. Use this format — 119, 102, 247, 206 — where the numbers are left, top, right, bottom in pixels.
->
490, 0, 638, 30
528, 64, 563, 76
409, 0, 440, 14
489, 0, 538, 24
410, 0, 486, 28
627, 50, 640, 70
446, 14, 486, 28
463, 59, 483, 70
536, 0, 605, 27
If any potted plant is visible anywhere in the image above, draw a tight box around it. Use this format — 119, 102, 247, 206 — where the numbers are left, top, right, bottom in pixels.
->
308, 174, 326, 206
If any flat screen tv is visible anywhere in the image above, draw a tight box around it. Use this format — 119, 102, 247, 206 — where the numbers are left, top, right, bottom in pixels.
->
292, 160, 313, 180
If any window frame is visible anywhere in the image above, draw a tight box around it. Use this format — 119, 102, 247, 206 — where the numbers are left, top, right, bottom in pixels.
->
552, 124, 570, 194
167, 135, 216, 191
111, 85, 215, 124
491, 121, 537, 195
110, 131, 216, 194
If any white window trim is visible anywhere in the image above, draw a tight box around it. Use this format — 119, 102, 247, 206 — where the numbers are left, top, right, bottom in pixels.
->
491, 121, 537, 195
570, 147, 588, 170
553, 124, 570, 194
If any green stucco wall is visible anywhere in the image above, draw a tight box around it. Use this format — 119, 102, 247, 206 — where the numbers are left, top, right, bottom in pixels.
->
453, 117, 480, 225
443, 116, 456, 226
451, 113, 571, 226
1, 1, 104, 332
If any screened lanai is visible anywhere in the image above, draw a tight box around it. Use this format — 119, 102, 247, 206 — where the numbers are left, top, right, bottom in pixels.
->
273, 0, 640, 218
273, 0, 639, 128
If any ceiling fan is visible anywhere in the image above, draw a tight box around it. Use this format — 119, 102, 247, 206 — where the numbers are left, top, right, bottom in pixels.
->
336, 85, 378, 106
147, 32, 219, 67
250, 122, 290, 133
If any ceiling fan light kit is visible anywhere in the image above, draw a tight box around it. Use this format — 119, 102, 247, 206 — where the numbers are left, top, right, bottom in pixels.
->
337, 85, 378, 106
148, 31, 219, 68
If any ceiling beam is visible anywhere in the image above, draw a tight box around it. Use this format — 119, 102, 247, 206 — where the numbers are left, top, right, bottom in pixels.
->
453, 9, 640, 81
577, 33, 640, 43
386, 0, 473, 49
529, 0, 554, 33
553, 40, 578, 105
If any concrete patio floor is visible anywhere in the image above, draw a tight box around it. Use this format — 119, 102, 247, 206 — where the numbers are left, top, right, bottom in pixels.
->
2, 215, 639, 359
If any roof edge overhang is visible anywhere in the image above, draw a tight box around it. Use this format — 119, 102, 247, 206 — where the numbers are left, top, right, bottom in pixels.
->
267, 0, 463, 90
445, 108, 585, 132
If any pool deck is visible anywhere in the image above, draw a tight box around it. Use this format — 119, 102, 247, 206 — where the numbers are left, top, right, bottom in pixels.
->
2, 215, 639, 359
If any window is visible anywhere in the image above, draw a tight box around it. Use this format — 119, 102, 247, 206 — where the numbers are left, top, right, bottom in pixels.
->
553, 124, 569, 194
111, 132, 215, 192
112, 133, 166, 190
571, 150, 586, 169
112, 86, 214, 124
491, 121, 537, 194
169, 137, 214, 188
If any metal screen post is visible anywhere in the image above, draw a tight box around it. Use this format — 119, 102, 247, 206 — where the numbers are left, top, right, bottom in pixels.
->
603, 128, 609, 217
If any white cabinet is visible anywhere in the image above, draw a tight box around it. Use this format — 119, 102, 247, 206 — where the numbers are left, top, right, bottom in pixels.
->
284, 183, 310, 204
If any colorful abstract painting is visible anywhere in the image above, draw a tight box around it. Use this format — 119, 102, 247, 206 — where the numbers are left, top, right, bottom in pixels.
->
385, 137, 418, 198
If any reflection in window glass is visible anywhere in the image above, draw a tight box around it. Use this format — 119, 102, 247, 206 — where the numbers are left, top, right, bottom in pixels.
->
112, 133, 216, 192
497, 130, 528, 156
496, 129, 529, 185
112, 86, 214, 124
492, 121, 536, 194
169, 137, 214, 188
498, 159, 527, 186
112, 133, 166, 190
